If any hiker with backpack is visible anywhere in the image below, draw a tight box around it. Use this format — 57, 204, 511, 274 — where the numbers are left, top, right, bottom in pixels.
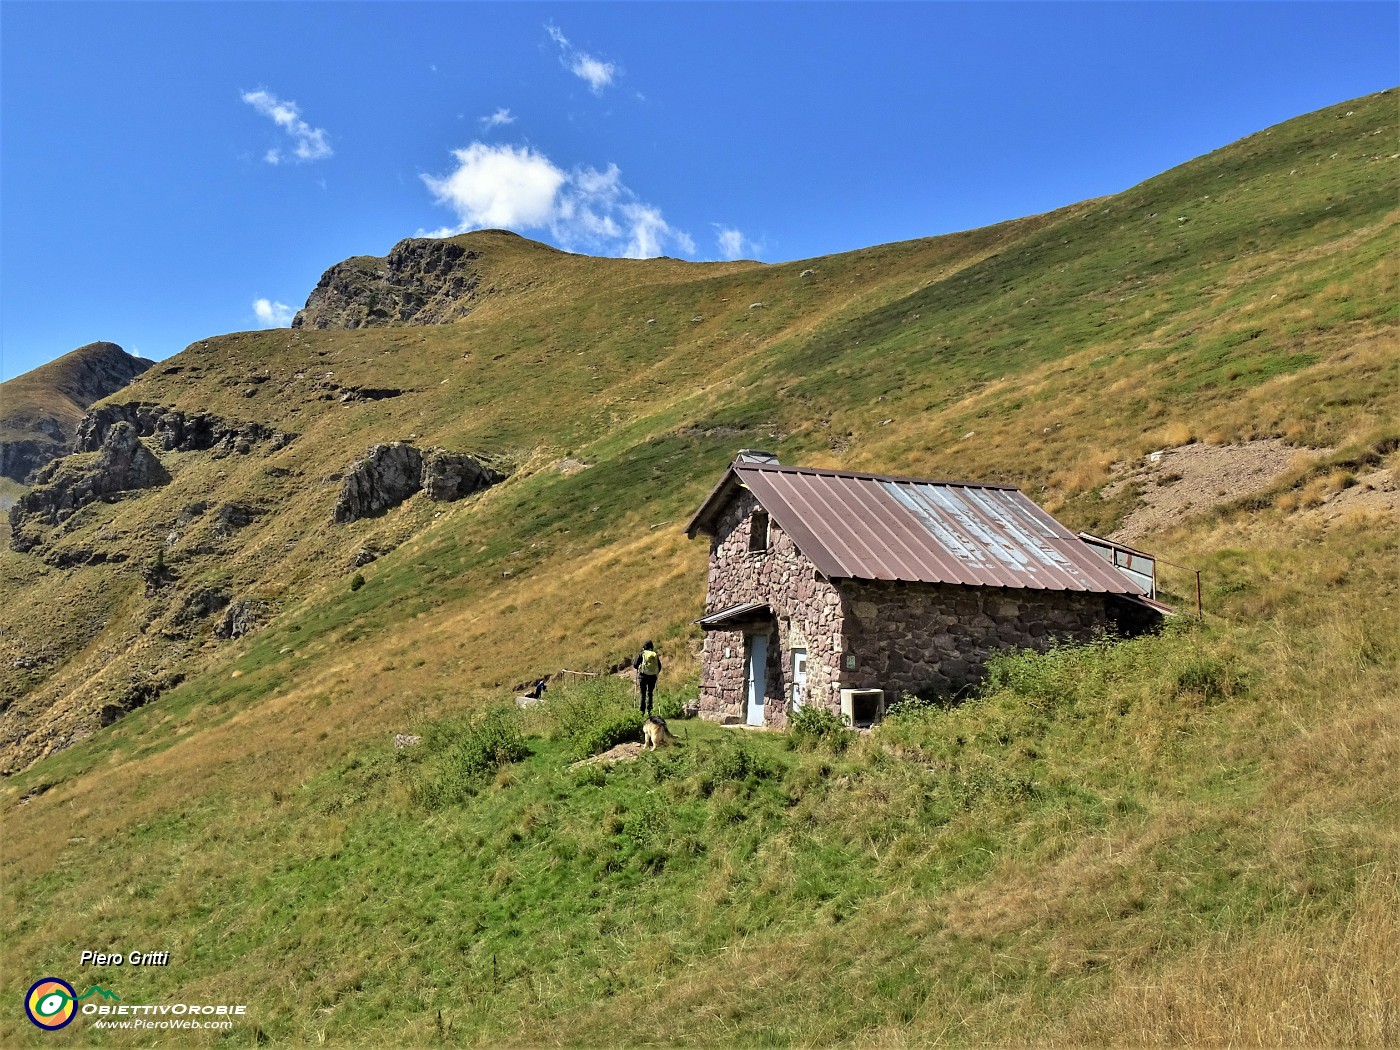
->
634, 641, 663, 715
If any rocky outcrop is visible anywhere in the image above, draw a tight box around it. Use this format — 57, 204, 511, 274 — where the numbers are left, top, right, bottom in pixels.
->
335, 386, 406, 404
95, 670, 184, 728
171, 587, 231, 627
422, 450, 500, 501
213, 502, 258, 537
215, 599, 274, 640
0, 341, 154, 482
76, 402, 293, 457
91, 424, 168, 491
9, 423, 170, 548
0, 439, 60, 486
334, 442, 504, 523
334, 443, 424, 523
293, 238, 485, 330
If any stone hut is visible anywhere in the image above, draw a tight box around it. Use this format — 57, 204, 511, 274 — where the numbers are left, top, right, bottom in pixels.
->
685, 454, 1166, 728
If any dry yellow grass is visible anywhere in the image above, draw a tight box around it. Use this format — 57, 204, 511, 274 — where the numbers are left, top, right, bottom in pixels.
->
1065, 870, 1399, 1047
1158, 422, 1196, 448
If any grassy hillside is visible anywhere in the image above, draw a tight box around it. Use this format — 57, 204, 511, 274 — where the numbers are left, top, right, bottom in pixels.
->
1, 90, 1396, 1046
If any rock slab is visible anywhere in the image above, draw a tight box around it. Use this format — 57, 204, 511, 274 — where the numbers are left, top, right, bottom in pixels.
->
334, 442, 503, 523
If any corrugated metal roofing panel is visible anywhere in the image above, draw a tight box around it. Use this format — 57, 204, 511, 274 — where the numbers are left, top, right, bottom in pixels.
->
696, 602, 772, 628
733, 463, 1143, 594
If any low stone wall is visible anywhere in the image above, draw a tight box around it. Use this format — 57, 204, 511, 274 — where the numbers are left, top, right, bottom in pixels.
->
699, 626, 749, 723
838, 580, 1111, 698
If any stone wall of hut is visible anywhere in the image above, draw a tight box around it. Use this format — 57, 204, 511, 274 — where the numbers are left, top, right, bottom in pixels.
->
836, 580, 1112, 699
699, 491, 844, 726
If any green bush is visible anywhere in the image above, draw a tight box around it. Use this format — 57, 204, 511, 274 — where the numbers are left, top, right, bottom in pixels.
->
708, 739, 775, 782
789, 705, 850, 753
410, 705, 529, 809
654, 691, 687, 720
885, 686, 967, 717
539, 678, 633, 740
983, 643, 1090, 706
979, 622, 1249, 716
350, 573, 366, 592
679, 739, 779, 798
575, 711, 645, 759
526, 678, 649, 759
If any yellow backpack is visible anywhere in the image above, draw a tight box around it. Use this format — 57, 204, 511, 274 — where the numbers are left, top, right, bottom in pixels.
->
640, 649, 660, 675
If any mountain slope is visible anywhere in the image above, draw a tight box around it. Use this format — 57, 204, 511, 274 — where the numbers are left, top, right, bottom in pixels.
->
0, 341, 154, 485
0, 89, 1396, 1047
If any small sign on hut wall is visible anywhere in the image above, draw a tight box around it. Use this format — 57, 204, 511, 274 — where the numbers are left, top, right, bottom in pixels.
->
844, 653, 857, 670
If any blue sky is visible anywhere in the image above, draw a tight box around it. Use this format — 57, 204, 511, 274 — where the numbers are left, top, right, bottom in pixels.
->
2, 2, 1396, 380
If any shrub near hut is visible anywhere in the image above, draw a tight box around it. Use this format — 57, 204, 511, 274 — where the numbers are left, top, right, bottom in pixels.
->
409, 706, 528, 808
524, 677, 645, 760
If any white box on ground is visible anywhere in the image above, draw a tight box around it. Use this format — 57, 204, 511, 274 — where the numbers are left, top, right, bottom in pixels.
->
840, 688, 885, 727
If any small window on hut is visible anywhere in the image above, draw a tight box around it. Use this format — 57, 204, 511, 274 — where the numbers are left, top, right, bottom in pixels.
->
749, 510, 770, 553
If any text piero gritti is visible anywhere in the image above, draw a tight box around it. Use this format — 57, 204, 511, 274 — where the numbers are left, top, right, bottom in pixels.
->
80, 950, 171, 967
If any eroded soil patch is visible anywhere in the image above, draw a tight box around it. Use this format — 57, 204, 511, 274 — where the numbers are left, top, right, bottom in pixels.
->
1303, 466, 1400, 524
1107, 440, 1329, 542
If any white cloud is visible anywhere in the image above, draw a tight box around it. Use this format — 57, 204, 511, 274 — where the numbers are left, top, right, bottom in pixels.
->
546, 23, 617, 94
241, 89, 332, 164
570, 54, 616, 94
422, 143, 567, 229
714, 226, 753, 261
480, 107, 516, 129
253, 298, 295, 327
422, 143, 692, 259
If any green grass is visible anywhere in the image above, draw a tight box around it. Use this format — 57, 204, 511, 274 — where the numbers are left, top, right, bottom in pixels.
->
4, 549, 1394, 1046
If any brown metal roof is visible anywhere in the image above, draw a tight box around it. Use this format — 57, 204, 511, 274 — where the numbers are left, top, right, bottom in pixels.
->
689, 462, 1146, 594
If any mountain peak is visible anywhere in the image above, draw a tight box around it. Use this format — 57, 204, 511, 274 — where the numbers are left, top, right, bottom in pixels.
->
292, 230, 572, 331
0, 341, 154, 483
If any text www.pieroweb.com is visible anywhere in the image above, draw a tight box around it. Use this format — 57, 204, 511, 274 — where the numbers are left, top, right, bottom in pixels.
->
83, 1002, 246, 1031
91, 1017, 234, 1031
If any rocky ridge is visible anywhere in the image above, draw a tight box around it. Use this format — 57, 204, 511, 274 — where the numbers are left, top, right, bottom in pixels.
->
294, 238, 487, 330
9, 401, 295, 557
76, 401, 294, 456
8, 423, 169, 551
0, 341, 154, 482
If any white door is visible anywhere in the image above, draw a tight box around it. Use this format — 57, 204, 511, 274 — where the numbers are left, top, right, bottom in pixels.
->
791, 648, 808, 709
746, 634, 768, 726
